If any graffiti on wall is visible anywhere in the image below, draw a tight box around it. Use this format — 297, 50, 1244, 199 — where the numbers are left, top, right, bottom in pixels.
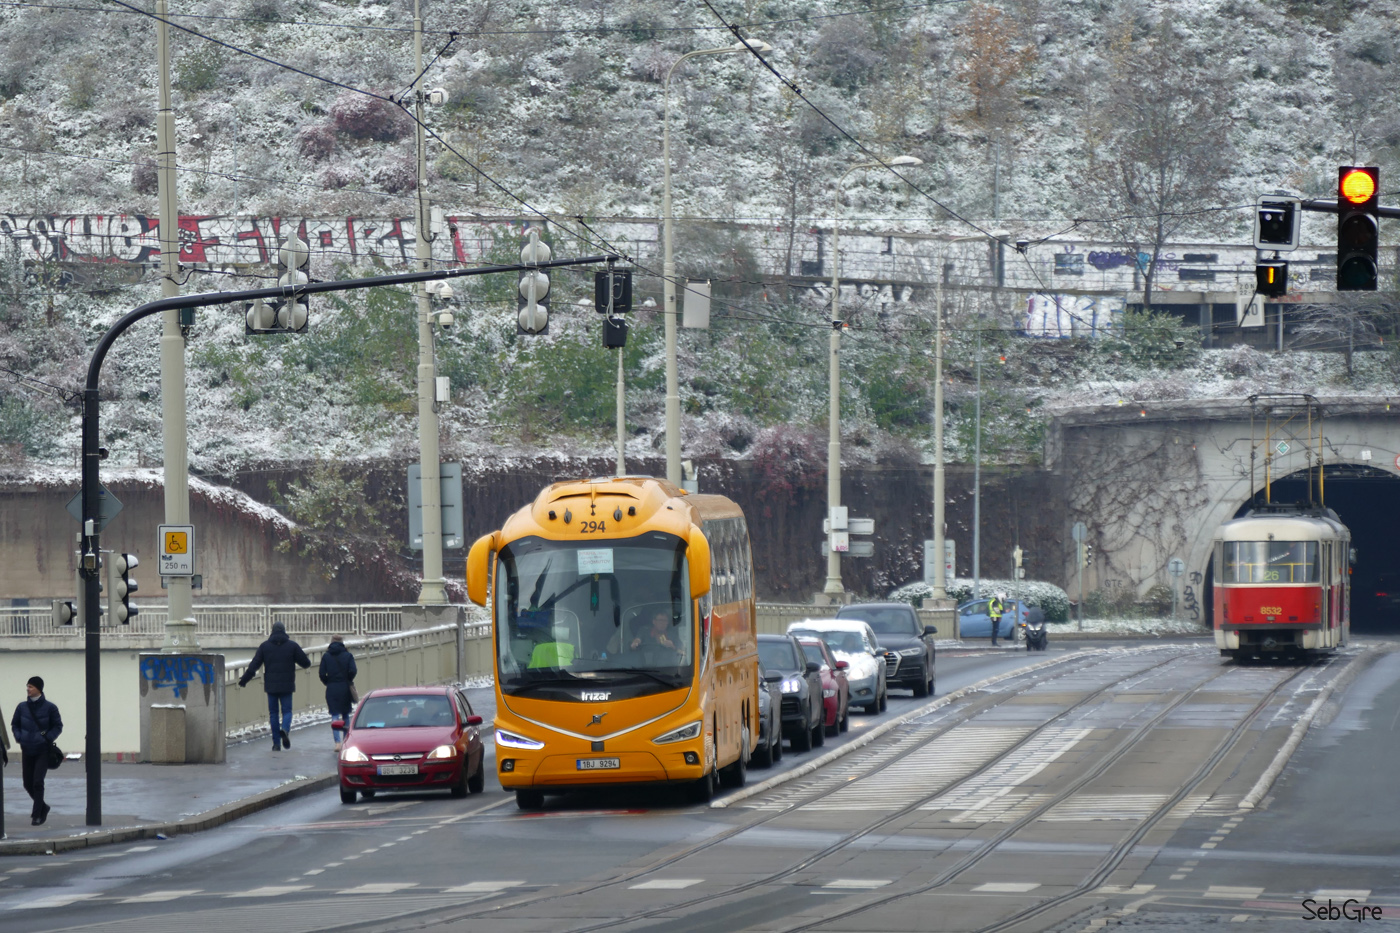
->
0, 214, 557, 269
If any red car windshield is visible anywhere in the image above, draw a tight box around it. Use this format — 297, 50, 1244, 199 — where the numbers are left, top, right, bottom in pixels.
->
798, 642, 828, 669
354, 695, 455, 729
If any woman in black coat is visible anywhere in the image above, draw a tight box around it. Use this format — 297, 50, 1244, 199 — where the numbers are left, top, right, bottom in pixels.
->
319, 635, 358, 751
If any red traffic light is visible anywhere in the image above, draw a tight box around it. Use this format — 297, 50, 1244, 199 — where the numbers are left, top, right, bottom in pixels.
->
1340, 167, 1377, 205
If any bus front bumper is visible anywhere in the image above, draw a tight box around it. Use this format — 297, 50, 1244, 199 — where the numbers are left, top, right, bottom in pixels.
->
497, 749, 707, 789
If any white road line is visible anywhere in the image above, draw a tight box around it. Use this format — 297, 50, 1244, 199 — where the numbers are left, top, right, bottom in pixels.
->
226, 885, 313, 898
1231, 915, 1251, 922
16, 894, 99, 910
1097, 885, 1155, 895
337, 882, 420, 895
124, 846, 157, 853
629, 879, 705, 890
443, 881, 527, 894
1204, 886, 1264, 899
6, 867, 43, 874
972, 882, 1041, 894
1314, 889, 1370, 900
823, 879, 892, 890
120, 890, 203, 903
303, 870, 324, 876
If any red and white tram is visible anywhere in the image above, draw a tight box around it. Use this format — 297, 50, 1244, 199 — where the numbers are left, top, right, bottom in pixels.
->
1212, 506, 1350, 661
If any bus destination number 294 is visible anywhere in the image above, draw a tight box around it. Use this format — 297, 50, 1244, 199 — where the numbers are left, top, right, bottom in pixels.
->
579, 520, 606, 533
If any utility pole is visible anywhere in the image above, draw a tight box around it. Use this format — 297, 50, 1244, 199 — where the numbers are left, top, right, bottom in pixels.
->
615, 348, 625, 477
156, 0, 197, 654
412, 0, 447, 605
932, 267, 946, 601
972, 321, 982, 601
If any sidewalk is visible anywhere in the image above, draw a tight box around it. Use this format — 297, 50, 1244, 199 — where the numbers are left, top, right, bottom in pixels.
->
0, 686, 496, 855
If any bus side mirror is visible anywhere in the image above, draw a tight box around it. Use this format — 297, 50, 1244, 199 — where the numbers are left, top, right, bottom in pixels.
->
687, 527, 711, 599
466, 533, 498, 606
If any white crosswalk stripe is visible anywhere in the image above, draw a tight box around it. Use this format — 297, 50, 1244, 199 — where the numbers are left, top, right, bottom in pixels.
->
120, 890, 203, 903
337, 883, 419, 895
226, 886, 314, 898
629, 879, 704, 890
919, 726, 1092, 819
443, 881, 528, 894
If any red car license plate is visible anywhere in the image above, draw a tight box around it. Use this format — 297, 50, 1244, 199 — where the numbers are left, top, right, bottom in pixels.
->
377, 763, 419, 776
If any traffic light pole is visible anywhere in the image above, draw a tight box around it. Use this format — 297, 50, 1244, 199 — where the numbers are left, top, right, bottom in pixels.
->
1297, 198, 1400, 219
77, 254, 612, 825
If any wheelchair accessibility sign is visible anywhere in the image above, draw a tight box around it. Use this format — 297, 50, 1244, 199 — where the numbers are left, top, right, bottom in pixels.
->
158, 524, 195, 575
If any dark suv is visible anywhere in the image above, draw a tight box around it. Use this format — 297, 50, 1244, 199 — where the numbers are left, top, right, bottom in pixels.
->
836, 602, 937, 697
757, 633, 825, 753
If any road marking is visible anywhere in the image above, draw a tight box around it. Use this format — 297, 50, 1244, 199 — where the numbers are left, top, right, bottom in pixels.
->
124, 846, 157, 853
1231, 915, 1251, 923
630, 879, 705, 890
338, 882, 420, 894
16, 894, 99, 909
226, 885, 313, 898
411, 830, 430, 835
6, 867, 43, 874
1170, 875, 1187, 881
1205, 886, 1264, 899
1315, 889, 1370, 900
360, 848, 379, 854
1209, 835, 1226, 842
303, 870, 324, 876
1199, 843, 1217, 849
445, 881, 527, 893
120, 890, 203, 903
354, 802, 416, 816
396, 836, 414, 842
972, 882, 1040, 894
1097, 885, 1155, 895
822, 879, 892, 890
325, 862, 343, 867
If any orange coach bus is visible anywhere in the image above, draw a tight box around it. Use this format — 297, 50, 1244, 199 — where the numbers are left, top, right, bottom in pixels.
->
466, 476, 759, 808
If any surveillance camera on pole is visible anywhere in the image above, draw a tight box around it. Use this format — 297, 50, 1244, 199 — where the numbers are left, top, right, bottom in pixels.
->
517, 229, 551, 336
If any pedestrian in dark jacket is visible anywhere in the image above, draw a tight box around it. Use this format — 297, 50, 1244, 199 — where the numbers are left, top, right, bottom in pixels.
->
319, 635, 358, 751
11, 676, 61, 825
238, 622, 311, 751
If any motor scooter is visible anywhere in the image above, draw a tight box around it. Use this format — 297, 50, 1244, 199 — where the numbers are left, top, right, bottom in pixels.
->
1018, 613, 1048, 651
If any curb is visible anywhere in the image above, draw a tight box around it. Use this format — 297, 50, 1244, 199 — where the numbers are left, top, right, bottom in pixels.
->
0, 772, 338, 856
1238, 646, 1381, 810
711, 649, 1095, 809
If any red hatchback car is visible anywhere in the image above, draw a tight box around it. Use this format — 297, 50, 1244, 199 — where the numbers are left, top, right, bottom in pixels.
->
336, 686, 486, 803
796, 636, 850, 737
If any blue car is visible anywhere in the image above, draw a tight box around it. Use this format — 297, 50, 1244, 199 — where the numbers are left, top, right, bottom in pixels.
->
957, 598, 1029, 639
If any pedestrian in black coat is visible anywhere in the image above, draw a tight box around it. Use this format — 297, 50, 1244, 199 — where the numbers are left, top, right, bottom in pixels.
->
319, 635, 358, 750
238, 622, 311, 751
11, 676, 61, 825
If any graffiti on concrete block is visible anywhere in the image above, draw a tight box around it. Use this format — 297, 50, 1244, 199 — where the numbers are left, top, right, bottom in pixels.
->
140, 655, 215, 700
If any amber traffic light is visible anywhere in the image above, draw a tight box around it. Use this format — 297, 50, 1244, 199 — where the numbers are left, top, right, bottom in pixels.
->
1337, 166, 1379, 292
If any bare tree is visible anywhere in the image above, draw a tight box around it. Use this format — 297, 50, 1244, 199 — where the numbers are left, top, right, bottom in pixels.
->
1076, 14, 1234, 310
1293, 292, 1400, 376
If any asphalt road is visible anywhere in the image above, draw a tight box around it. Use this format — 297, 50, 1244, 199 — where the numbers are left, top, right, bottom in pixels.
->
2, 638, 1396, 933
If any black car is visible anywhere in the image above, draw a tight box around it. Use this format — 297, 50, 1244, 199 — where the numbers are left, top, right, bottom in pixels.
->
757, 633, 825, 753
836, 602, 937, 698
750, 672, 783, 768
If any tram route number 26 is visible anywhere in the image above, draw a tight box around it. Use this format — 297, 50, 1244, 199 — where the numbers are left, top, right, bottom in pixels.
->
579, 520, 606, 534
1259, 606, 1282, 615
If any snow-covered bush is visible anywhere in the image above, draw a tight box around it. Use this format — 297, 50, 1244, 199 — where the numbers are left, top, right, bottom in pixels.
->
890, 578, 1071, 623
296, 124, 336, 162
329, 91, 411, 142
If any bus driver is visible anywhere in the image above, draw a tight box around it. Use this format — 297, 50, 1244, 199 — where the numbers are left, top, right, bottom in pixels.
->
630, 611, 676, 651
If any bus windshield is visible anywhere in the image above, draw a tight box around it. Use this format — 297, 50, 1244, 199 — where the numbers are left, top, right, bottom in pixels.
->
1222, 540, 1320, 584
494, 533, 692, 694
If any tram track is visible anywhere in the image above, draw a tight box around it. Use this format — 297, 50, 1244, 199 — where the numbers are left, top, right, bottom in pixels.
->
771, 656, 1328, 933
353, 646, 1196, 933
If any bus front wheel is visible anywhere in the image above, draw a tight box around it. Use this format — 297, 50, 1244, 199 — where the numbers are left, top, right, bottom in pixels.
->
515, 789, 544, 810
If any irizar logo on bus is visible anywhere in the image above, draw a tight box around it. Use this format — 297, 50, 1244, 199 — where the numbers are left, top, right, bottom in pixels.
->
581, 690, 612, 702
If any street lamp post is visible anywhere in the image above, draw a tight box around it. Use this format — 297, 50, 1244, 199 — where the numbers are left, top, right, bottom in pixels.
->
662, 39, 771, 485
824, 156, 922, 600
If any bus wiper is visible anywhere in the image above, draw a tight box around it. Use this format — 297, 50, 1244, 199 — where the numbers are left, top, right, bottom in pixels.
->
604, 668, 684, 688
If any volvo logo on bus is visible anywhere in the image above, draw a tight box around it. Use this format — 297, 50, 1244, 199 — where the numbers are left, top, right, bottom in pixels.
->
581, 690, 611, 702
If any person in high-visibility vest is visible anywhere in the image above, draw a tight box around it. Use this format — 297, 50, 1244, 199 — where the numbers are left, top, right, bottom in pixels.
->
988, 594, 1006, 646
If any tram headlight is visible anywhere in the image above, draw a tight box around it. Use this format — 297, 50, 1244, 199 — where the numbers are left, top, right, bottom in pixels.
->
495, 729, 545, 750
653, 720, 703, 745
426, 745, 457, 759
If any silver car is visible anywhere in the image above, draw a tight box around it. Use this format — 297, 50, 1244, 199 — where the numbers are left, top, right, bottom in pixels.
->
786, 619, 888, 714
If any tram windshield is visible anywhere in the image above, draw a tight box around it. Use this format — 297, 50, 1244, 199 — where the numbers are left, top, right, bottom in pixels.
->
1221, 540, 1320, 584
494, 533, 693, 695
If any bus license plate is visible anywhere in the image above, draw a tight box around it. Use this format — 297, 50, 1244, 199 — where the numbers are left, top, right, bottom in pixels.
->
576, 758, 621, 771
378, 764, 419, 776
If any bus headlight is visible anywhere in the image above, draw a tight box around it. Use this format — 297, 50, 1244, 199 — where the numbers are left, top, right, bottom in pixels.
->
653, 721, 703, 745
495, 729, 545, 750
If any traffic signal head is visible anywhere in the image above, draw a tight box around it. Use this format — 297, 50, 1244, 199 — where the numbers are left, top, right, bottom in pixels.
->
1337, 166, 1379, 292
1256, 261, 1288, 298
517, 229, 551, 336
109, 552, 139, 624
594, 269, 633, 314
52, 600, 75, 625
1254, 196, 1300, 251
276, 234, 311, 331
